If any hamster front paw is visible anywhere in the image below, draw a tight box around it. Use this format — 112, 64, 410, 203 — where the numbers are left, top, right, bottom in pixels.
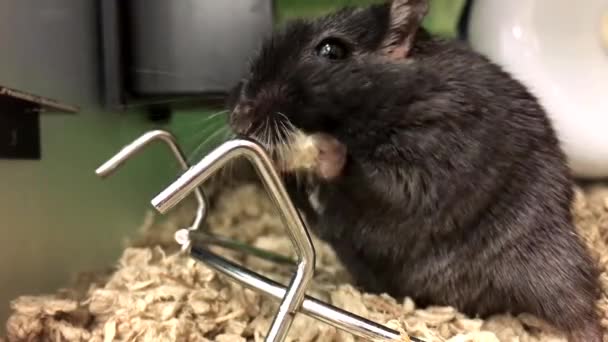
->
310, 133, 347, 181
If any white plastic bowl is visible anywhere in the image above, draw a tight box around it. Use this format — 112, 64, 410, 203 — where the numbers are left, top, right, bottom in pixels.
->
466, 0, 608, 179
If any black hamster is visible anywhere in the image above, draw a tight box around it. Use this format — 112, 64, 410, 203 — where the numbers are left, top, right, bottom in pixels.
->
226, 0, 603, 340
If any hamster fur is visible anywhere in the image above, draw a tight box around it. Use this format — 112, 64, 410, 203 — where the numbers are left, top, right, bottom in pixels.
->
226, 1, 603, 340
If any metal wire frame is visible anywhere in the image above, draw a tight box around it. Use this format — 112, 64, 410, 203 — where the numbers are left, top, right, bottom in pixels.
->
95, 129, 423, 342
95, 130, 207, 245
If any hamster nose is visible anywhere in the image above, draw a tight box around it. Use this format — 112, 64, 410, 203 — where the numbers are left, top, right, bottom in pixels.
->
229, 103, 254, 135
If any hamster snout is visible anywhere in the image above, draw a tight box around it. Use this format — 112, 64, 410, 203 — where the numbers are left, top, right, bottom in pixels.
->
228, 82, 347, 180
229, 103, 254, 135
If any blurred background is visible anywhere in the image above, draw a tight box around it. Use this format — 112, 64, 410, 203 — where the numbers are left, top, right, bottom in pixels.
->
278, 0, 465, 34
0, 0, 465, 329
0, 0, 606, 333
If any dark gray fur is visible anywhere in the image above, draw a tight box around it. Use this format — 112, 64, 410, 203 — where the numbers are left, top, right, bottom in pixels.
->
226, 1, 603, 340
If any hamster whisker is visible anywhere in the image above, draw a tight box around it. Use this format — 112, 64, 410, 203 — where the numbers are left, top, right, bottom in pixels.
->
132, 68, 187, 79
187, 124, 231, 164
207, 126, 240, 184
277, 112, 299, 144
263, 116, 273, 147
210, 126, 240, 183
177, 110, 228, 147
250, 119, 264, 143
225, 130, 237, 140
262, 115, 286, 169
193, 110, 228, 125
131, 68, 226, 85
274, 117, 291, 172
220, 129, 239, 182
182, 120, 225, 152
276, 112, 294, 130
275, 113, 303, 185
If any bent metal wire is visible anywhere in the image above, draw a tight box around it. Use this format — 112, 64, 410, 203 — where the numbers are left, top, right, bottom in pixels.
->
96, 129, 424, 342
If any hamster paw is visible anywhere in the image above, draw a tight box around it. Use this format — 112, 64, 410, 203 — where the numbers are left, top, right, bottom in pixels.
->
311, 133, 347, 181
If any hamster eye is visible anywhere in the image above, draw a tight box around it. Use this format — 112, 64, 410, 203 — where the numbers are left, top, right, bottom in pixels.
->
315, 38, 349, 60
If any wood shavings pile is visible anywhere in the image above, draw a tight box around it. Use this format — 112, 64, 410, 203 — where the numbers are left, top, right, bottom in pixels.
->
4, 183, 608, 342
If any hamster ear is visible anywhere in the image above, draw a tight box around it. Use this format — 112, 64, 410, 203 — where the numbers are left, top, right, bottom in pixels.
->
381, 0, 429, 60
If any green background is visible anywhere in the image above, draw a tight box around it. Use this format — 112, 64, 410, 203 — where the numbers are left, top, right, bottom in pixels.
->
276, 0, 466, 36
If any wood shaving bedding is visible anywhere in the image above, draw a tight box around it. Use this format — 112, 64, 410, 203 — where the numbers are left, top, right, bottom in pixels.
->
4, 183, 608, 342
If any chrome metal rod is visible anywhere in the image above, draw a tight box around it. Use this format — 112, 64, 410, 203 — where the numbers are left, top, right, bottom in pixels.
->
96, 132, 424, 342
191, 246, 417, 342
151, 139, 316, 342
95, 130, 207, 231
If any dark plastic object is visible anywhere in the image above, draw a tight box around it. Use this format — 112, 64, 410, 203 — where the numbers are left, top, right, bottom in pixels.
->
127, 0, 273, 96
457, 0, 474, 40
0, 85, 78, 160
100, 0, 274, 109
